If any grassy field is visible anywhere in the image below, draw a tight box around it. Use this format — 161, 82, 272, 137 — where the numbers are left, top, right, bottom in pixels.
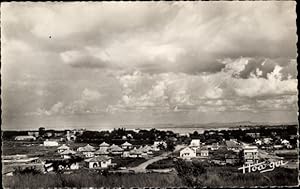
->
174, 159, 299, 187
146, 157, 175, 169
112, 157, 148, 168
2, 172, 183, 188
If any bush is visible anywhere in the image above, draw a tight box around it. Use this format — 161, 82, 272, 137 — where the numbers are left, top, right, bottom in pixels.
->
146, 158, 175, 169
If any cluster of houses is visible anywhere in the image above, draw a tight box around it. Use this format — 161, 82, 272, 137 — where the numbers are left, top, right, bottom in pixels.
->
179, 139, 259, 165
14, 129, 84, 143
53, 141, 165, 169
254, 138, 293, 150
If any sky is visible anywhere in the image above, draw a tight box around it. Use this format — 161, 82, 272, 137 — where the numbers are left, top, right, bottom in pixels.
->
1, 1, 298, 130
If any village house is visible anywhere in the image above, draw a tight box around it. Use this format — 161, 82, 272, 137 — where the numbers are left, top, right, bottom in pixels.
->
60, 149, 76, 159
99, 142, 110, 151
189, 139, 201, 147
263, 137, 273, 145
95, 148, 109, 156
85, 156, 112, 169
43, 139, 59, 147
243, 145, 259, 165
211, 143, 220, 150
142, 145, 154, 155
128, 147, 142, 158
28, 131, 39, 137
15, 135, 36, 141
121, 141, 133, 150
281, 139, 290, 146
57, 144, 70, 153
108, 144, 124, 155
77, 144, 96, 157
246, 132, 260, 138
180, 147, 196, 159
255, 139, 262, 146
225, 140, 241, 153
196, 146, 209, 159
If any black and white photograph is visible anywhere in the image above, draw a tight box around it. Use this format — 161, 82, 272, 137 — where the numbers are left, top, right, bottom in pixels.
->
1, 1, 299, 188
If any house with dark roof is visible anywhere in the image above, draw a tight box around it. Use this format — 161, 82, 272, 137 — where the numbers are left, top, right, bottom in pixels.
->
196, 146, 209, 159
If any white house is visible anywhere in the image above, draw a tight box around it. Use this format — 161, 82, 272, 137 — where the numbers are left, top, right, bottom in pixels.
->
281, 139, 290, 145
85, 156, 112, 169
180, 147, 196, 159
190, 139, 201, 147
43, 140, 59, 147
255, 139, 262, 146
15, 136, 36, 141
108, 144, 124, 155
99, 142, 110, 151
95, 148, 109, 156
243, 145, 259, 165
60, 149, 76, 159
121, 141, 133, 150
57, 144, 70, 153
225, 140, 240, 152
211, 143, 220, 151
128, 147, 142, 158
77, 144, 96, 157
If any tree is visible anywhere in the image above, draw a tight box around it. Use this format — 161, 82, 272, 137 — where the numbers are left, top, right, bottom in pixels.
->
39, 127, 45, 136
166, 139, 175, 151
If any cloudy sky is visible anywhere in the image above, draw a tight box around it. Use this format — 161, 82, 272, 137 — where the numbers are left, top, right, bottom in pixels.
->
1, 1, 298, 130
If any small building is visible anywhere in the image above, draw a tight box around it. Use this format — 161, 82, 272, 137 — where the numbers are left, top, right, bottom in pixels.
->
60, 149, 76, 159
189, 139, 201, 148
108, 144, 124, 155
273, 145, 284, 150
246, 132, 260, 138
128, 147, 142, 158
99, 142, 110, 151
43, 140, 59, 147
211, 143, 220, 151
28, 131, 39, 137
57, 144, 70, 153
77, 144, 96, 157
141, 145, 154, 155
243, 145, 259, 165
15, 136, 36, 141
196, 146, 209, 159
255, 139, 262, 146
225, 140, 240, 152
281, 139, 290, 145
179, 147, 196, 159
85, 156, 112, 169
263, 138, 273, 145
95, 148, 109, 156
121, 141, 133, 150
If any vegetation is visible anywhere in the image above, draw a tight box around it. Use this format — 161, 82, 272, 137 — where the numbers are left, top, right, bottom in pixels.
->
2, 172, 183, 188
174, 159, 298, 187
146, 157, 175, 169
112, 157, 148, 168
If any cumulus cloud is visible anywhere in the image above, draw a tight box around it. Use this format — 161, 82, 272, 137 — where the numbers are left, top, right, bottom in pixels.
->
2, 2, 296, 74
2, 2, 297, 127
29, 88, 103, 115
108, 57, 297, 113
